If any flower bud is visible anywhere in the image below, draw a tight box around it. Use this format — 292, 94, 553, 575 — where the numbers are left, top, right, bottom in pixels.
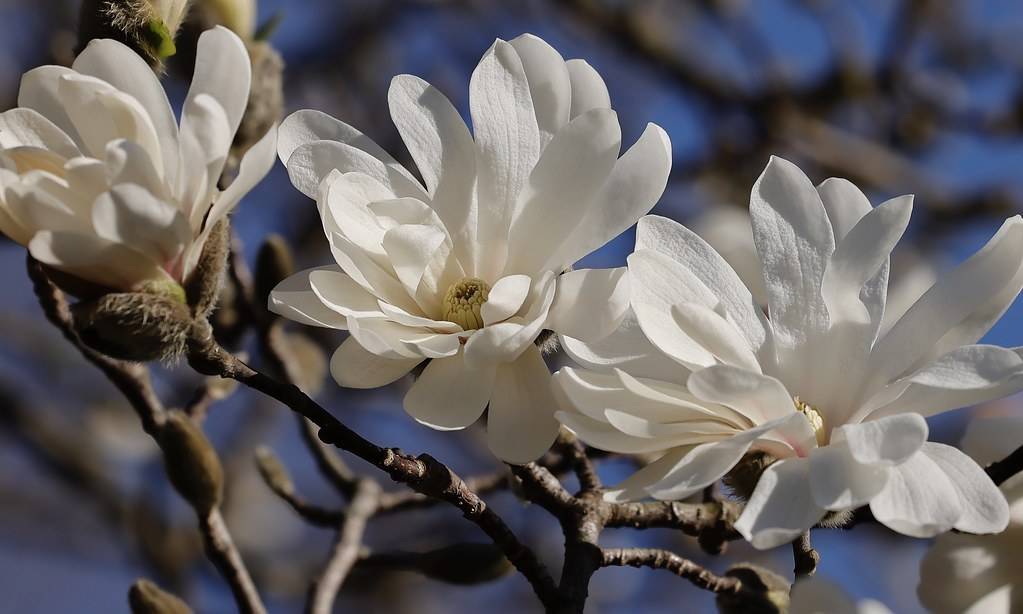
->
715, 563, 790, 614
185, 219, 231, 319
158, 410, 224, 515
254, 445, 294, 495
233, 42, 283, 160
72, 289, 193, 362
128, 579, 192, 614
723, 451, 775, 501
78, 0, 190, 67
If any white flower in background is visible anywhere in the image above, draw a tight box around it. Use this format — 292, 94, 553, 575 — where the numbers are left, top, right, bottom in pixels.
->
270, 34, 671, 463
918, 414, 1023, 614
555, 156, 1022, 547
790, 576, 893, 614
0, 26, 276, 292
689, 204, 938, 331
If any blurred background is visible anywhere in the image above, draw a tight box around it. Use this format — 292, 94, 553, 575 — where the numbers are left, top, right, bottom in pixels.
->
1, 0, 1023, 611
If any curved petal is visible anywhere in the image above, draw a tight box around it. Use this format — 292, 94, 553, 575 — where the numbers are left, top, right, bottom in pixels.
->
330, 336, 420, 388
464, 271, 556, 363
816, 177, 872, 241
687, 365, 795, 426
922, 442, 1009, 534
505, 108, 621, 275
185, 27, 251, 142
0, 108, 79, 159
565, 59, 610, 119
278, 109, 406, 172
735, 457, 827, 549
470, 38, 541, 279
487, 345, 560, 463
671, 302, 760, 372
269, 267, 351, 329
380, 223, 447, 303
869, 450, 962, 538
481, 274, 531, 325
547, 267, 629, 342
636, 214, 768, 354
509, 34, 571, 143
838, 413, 928, 467
307, 268, 385, 319
287, 140, 427, 201
549, 124, 671, 270
18, 66, 81, 144
808, 442, 890, 510
92, 184, 191, 265
29, 230, 166, 290
404, 354, 494, 430
602, 447, 691, 502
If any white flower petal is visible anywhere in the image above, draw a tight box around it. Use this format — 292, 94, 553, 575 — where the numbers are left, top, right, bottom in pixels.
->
401, 332, 462, 359
557, 410, 691, 455
185, 27, 250, 142
29, 230, 166, 290
922, 442, 1009, 534
377, 301, 461, 333
838, 413, 928, 467
18, 66, 81, 144
487, 345, 560, 463
91, 184, 191, 265
635, 214, 769, 355
380, 223, 447, 304
671, 302, 761, 372
404, 354, 495, 430
602, 447, 691, 502
464, 272, 556, 363
547, 267, 629, 342
565, 59, 610, 119
0, 108, 79, 159
505, 108, 621, 275
549, 124, 671, 270
481, 274, 531, 325
871, 215, 1023, 384
816, 177, 872, 241
808, 442, 890, 510
330, 337, 419, 388
278, 109, 406, 173
269, 267, 351, 329
202, 121, 277, 234
687, 365, 796, 426
287, 140, 427, 201
869, 450, 962, 538
328, 230, 422, 316
470, 38, 541, 279
509, 34, 571, 143
307, 268, 385, 318
735, 457, 827, 549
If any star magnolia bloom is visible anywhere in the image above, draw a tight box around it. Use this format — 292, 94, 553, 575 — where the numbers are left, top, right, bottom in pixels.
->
0, 26, 276, 291
554, 156, 1022, 547
918, 414, 1023, 614
269, 34, 671, 463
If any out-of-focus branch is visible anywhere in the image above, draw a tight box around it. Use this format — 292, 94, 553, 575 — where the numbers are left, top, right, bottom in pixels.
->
987, 443, 1023, 486
791, 531, 819, 578
306, 479, 381, 614
200, 509, 266, 614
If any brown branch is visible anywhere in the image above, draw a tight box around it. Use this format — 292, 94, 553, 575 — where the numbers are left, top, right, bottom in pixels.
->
306, 479, 381, 614
185, 322, 561, 609
987, 443, 1023, 486
376, 471, 509, 514
557, 432, 601, 493
601, 548, 742, 595
199, 509, 266, 614
606, 499, 742, 555
791, 531, 819, 578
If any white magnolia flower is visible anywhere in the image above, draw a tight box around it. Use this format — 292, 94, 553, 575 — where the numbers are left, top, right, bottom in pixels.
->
0, 26, 276, 292
918, 414, 1023, 614
555, 156, 1022, 547
270, 34, 671, 463
790, 576, 893, 614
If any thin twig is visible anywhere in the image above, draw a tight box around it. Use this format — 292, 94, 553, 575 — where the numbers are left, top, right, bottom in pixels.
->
792, 531, 819, 578
601, 547, 742, 594
376, 471, 510, 514
199, 509, 267, 614
557, 432, 601, 493
306, 479, 381, 614
987, 443, 1023, 486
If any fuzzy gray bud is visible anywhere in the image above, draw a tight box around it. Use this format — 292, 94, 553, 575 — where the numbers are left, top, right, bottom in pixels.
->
185, 218, 231, 319
72, 288, 192, 362
78, 0, 189, 68
716, 563, 790, 614
128, 578, 192, 614
158, 410, 224, 515
723, 451, 776, 501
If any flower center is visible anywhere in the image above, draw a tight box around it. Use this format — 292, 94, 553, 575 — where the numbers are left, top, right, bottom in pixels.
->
794, 396, 827, 446
442, 277, 490, 330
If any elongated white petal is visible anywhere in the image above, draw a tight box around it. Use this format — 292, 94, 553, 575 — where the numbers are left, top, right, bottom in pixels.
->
185, 27, 250, 142
687, 365, 795, 426
510, 34, 571, 143
602, 447, 691, 502
869, 450, 962, 538
278, 109, 405, 172
671, 302, 760, 372
487, 345, 560, 463
550, 124, 671, 270
871, 216, 1023, 384
547, 267, 629, 342
470, 38, 541, 278
269, 267, 351, 329
18, 66, 81, 144
557, 410, 694, 455
922, 442, 1009, 534
307, 268, 385, 318
505, 108, 621, 275
566, 59, 610, 118
816, 177, 872, 241
0, 108, 79, 159
464, 272, 556, 363
92, 184, 191, 265
735, 457, 827, 549
381, 223, 447, 302
636, 214, 768, 354
29, 230, 166, 290
404, 355, 494, 430
330, 337, 420, 388
287, 140, 427, 201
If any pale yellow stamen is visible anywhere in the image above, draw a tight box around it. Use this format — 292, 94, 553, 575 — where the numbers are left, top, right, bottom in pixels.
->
794, 396, 827, 446
442, 277, 490, 330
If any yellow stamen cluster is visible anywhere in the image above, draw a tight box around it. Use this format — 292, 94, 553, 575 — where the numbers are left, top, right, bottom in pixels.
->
794, 396, 827, 446
442, 277, 490, 330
